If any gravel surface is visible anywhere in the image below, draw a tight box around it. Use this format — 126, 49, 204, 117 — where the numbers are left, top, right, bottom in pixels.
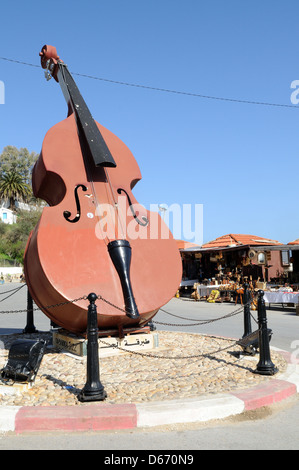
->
0, 330, 286, 407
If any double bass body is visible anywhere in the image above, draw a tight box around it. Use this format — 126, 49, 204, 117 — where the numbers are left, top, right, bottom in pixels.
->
24, 46, 182, 334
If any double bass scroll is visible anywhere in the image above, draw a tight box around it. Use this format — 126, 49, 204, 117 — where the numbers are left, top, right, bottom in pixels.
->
40, 45, 117, 169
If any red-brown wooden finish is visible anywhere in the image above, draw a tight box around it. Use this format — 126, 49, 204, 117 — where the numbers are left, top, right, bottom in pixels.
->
24, 46, 182, 334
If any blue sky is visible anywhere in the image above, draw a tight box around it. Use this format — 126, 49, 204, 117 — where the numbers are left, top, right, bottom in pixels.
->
0, 0, 299, 244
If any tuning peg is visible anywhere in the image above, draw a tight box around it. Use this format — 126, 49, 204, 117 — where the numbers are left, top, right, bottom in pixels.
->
39, 45, 61, 82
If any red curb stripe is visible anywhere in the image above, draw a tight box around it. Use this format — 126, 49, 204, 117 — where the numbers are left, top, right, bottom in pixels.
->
231, 379, 297, 411
15, 404, 137, 433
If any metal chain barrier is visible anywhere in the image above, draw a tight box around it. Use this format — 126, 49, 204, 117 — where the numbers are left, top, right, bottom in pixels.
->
0, 286, 258, 362
0, 292, 87, 315
153, 304, 245, 327
0, 283, 26, 303
97, 336, 238, 360
95, 295, 255, 359
0, 284, 26, 296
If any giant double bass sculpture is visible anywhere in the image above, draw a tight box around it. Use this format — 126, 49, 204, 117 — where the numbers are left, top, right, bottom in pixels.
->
24, 45, 182, 335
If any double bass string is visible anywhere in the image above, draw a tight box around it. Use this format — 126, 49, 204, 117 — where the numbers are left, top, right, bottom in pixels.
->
104, 167, 127, 241
90, 166, 127, 244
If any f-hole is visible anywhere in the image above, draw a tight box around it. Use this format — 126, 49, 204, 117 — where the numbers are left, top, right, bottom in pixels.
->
63, 184, 87, 223
117, 188, 149, 227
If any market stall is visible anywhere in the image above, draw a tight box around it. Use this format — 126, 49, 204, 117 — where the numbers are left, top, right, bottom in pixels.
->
193, 282, 246, 303
177, 234, 299, 306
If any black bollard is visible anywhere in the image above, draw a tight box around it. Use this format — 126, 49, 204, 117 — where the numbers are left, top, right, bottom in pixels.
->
23, 288, 37, 334
254, 290, 278, 376
78, 293, 107, 402
242, 283, 252, 338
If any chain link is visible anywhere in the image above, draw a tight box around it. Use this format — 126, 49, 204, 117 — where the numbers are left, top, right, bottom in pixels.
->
155, 304, 244, 327
0, 284, 26, 296
97, 337, 239, 360
0, 294, 87, 315
0, 284, 26, 304
96, 294, 127, 313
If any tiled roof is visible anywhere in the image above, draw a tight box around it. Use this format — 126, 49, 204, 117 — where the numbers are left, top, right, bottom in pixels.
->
288, 239, 299, 245
202, 234, 283, 249
176, 240, 201, 250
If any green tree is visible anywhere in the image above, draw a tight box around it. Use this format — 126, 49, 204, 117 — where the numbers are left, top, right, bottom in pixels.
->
0, 170, 32, 211
0, 146, 38, 184
0, 210, 42, 264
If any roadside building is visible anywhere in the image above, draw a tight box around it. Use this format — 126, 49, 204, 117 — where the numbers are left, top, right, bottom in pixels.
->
177, 234, 299, 288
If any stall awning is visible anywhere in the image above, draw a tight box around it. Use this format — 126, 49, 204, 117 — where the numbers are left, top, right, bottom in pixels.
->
180, 244, 299, 253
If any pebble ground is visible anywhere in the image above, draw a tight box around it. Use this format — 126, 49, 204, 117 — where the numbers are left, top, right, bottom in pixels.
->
0, 330, 286, 407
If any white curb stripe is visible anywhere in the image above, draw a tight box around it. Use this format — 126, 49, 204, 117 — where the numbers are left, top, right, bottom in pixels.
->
0, 406, 21, 432
276, 363, 299, 392
136, 394, 245, 428
270, 348, 299, 393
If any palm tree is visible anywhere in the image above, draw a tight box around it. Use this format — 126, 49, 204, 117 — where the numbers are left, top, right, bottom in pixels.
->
0, 170, 32, 211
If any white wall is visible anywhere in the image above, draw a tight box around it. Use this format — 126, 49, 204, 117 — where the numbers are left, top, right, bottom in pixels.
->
0, 267, 23, 276
0, 207, 16, 224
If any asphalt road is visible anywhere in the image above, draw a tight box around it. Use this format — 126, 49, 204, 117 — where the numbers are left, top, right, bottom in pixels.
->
1, 396, 298, 450
0, 284, 298, 450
